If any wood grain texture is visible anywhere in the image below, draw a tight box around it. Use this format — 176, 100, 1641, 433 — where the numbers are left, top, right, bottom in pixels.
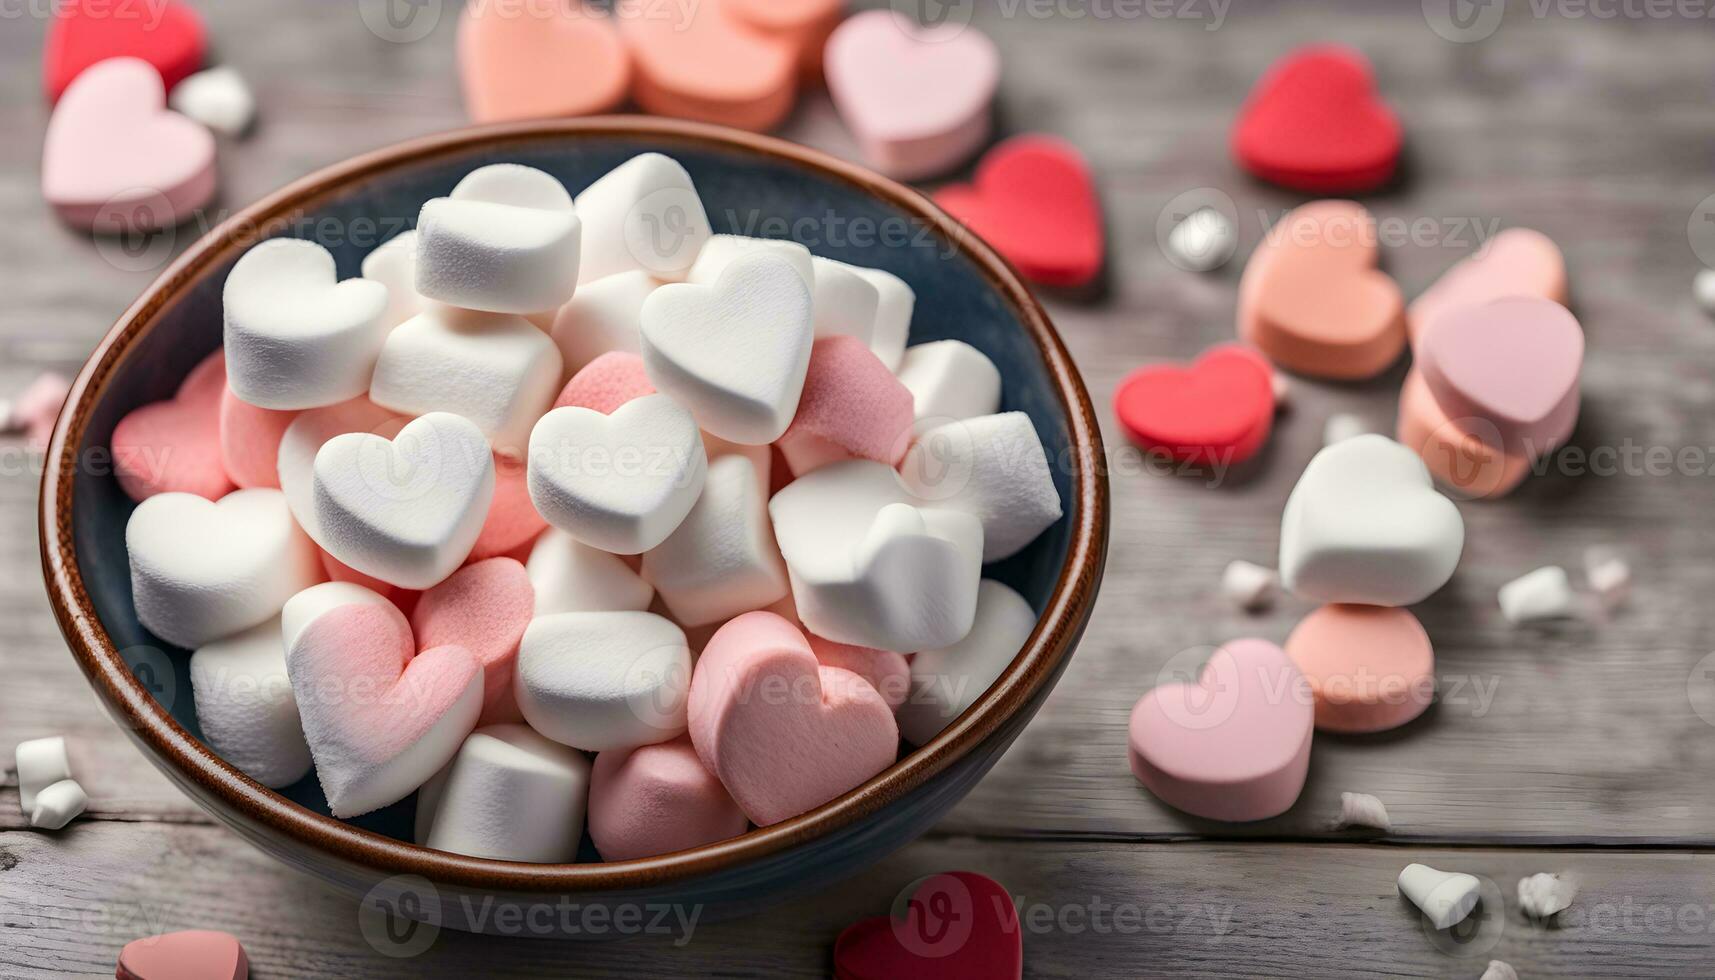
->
5, 0, 1715, 974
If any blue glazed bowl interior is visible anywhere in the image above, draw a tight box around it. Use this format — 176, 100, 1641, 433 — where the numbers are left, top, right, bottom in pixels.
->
71, 132, 1078, 851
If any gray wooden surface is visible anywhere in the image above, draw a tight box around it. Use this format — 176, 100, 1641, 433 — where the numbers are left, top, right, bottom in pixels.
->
5, 1, 1715, 975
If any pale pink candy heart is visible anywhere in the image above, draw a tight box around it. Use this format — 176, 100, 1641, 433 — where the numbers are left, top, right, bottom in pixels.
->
1417, 296, 1584, 456
410, 557, 534, 725
1128, 638, 1314, 823
1408, 228, 1567, 344
286, 602, 482, 818
112, 350, 232, 501
116, 929, 247, 980
824, 10, 999, 180
687, 611, 897, 826
42, 57, 216, 231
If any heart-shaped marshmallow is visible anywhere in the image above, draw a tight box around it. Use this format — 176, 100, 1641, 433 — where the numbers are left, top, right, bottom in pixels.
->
466, 453, 547, 563
415, 723, 592, 862
826, 11, 999, 180
641, 251, 814, 445
934, 135, 1104, 289
217, 385, 295, 490
276, 398, 404, 545
1279, 434, 1465, 606
1113, 344, 1276, 467
416, 164, 582, 314
851, 264, 913, 371
127, 488, 321, 649
551, 271, 656, 376
896, 340, 1000, 435
311, 412, 496, 590
280, 581, 395, 651
361, 231, 428, 331
457, 0, 629, 123
1285, 604, 1434, 733
412, 557, 534, 725
808, 635, 910, 712
1128, 638, 1314, 822
588, 733, 749, 861
287, 602, 482, 817
223, 239, 391, 410
369, 305, 563, 455
112, 350, 231, 502
1396, 369, 1531, 500
514, 611, 693, 752
688, 611, 898, 826
42, 58, 215, 231
1416, 296, 1584, 456
688, 235, 814, 291
1407, 228, 1567, 344
115, 930, 247, 980
778, 336, 915, 476
834, 871, 1022, 980
553, 350, 657, 414
574, 153, 713, 285
899, 412, 1063, 562
190, 616, 313, 789
1232, 45, 1402, 193
527, 527, 655, 616
616, 0, 798, 132
641, 454, 788, 626
1240, 200, 1406, 380
44, 0, 205, 103
769, 460, 982, 652
896, 580, 1036, 746
527, 393, 706, 554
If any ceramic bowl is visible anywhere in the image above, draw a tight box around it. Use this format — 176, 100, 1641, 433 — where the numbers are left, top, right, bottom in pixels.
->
41, 117, 1108, 936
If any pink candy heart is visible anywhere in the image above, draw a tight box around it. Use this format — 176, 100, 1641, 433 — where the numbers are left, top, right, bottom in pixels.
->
1128, 638, 1313, 823
112, 350, 232, 502
42, 57, 215, 231
688, 611, 897, 827
1417, 296, 1584, 455
1407, 228, 1567, 345
410, 557, 534, 724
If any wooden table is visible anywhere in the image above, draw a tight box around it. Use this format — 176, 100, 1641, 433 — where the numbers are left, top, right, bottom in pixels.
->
6, 1, 1715, 975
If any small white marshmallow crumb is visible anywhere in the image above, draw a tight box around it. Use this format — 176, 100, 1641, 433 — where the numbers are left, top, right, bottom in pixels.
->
1165, 207, 1237, 273
15, 736, 72, 814
1498, 566, 1576, 624
1323, 413, 1369, 446
0, 399, 13, 431
29, 778, 87, 830
1221, 560, 1278, 613
1335, 791, 1391, 831
1584, 547, 1630, 610
1480, 961, 1519, 980
169, 67, 257, 138
1270, 371, 1291, 413
1696, 268, 1715, 316
1518, 872, 1577, 919
1397, 863, 1482, 930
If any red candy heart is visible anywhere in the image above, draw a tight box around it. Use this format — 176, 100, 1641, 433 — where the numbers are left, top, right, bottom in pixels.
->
934, 135, 1103, 289
43, 0, 206, 103
1232, 45, 1401, 193
1114, 344, 1275, 467
116, 929, 248, 980
834, 871, 1022, 980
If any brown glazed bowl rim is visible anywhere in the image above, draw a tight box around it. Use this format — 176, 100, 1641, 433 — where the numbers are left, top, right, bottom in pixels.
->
40, 116, 1109, 893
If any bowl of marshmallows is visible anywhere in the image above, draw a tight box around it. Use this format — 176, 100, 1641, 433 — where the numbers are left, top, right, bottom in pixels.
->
41, 117, 1107, 934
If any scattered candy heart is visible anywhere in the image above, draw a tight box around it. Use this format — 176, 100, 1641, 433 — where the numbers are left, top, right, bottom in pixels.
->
833, 871, 1022, 980
1232, 45, 1402, 193
1416, 296, 1584, 457
1113, 344, 1274, 467
1407, 228, 1567, 344
115, 930, 247, 980
616, 0, 798, 132
44, 0, 206, 103
935, 135, 1104, 289
456, 0, 629, 124
1285, 604, 1434, 733
1395, 368, 1530, 499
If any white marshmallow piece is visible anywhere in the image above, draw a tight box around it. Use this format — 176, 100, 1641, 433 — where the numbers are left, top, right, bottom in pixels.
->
1585, 546, 1631, 610
527, 393, 706, 555
29, 779, 88, 830
896, 579, 1035, 745
369, 305, 562, 455
1279, 435, 1465, 607
1518, 872, 1577, 919
415, 724, 593, 863
190, 617, 313, 788
280, 581, 395, 651
641, 251, 814, 445
806, 255, 880, 347
1322, 412, 1370, 446
1165, 206, 1237, 273
515, 612, 692, 752
574, 153, 712, 284
15, 736, 72, 814
127, 488, 321, 649
687, 235, 815, 292
849, 264, 914, 371
1397, 863, 1482, 930
222, 239, 390, 410
1498, 566, 1576, 624
168, 66, 256, 137
526, 528, 654, 616
1696, 268, 1715, 317
361, 231, 427, 330
769, 460, 983, 652
899, 412, 1063, 563
642, 454, 788, 626
1335, 791, 1391, 831
896, 340, 1001, 434
277, 398, 404, 548
1481, 962, 1520, 980
416, 164, 581, 314
550, 270, 655, 376
311, 412, 496, 589
1221, 559, 1278, 613
1271, 371, 1292, 412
